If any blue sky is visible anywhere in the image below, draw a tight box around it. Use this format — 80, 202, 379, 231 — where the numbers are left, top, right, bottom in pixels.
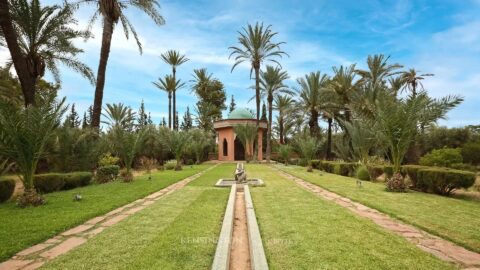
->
1, 0, 479, 127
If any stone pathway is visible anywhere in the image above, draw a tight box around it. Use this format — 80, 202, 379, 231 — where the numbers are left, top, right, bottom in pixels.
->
0, 165, 217, 270
275, 168, 480, 270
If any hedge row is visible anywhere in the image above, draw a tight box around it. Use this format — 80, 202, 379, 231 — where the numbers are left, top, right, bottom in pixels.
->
34, 172, 92, 194
96, 165, 120, 183
0, 179, 15, 202
310, 160, 476, 196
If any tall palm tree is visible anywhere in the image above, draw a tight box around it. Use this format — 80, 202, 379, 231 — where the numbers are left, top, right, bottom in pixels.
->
400, 68, 434, 98
153, 75, 185, 130
80, 0, 165, 129
388, 76, 405, 97
102, 103, 136, 130
161, 50, 189, 130
229, 22, 287, 159
330, 64, 360, 123
273, 95, 294, 144
259, 65, 291, 161
296, 72, 330, 136
1, 0, 94, 106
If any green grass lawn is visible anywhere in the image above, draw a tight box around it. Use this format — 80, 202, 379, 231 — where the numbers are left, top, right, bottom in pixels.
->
277, 164, 480, 253
42, 164, 232, 270
0, 165, 210, 262
248, 164, 455, 269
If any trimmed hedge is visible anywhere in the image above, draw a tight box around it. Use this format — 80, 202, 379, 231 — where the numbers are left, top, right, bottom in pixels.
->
417, 167, 476, 195
367, 165, 385, 180
96, 165, 120, 183
317, 161, 358, 177
0, 179, 15, 202
401, 165, 429, 188
34, 172, 93, 194
356, 166, 370, 181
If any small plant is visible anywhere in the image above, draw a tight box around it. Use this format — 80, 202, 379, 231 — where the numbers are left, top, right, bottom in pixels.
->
295, 132, 320, 172
120, 169, 134, 183
98, 152, 120, 167
356, 166, 370, 181
278, 144, 292, 165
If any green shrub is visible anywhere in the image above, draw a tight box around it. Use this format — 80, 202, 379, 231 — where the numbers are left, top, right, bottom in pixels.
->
401, 165, 429, 188
311, 160, 321, 170
367, 165, 384, 180
63, 172, 92, 190
356, 166, 370, 181
319, 161, 334, 173
461, 142, 480, 165
98, 153, 120, 167
318, 161, 357, 176
0, 179, 15, 202
417, 168, 476, 195
184, 159, 195, 166
384, 165, 394, 178
297, 158, 308, 167
96, 165, 120, 183
419, 148, 463, 168
34, 174, 65, 193
164, 161, 176, 170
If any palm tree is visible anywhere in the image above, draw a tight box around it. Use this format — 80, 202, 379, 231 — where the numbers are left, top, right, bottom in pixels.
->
153, 75, 185, 129
296, 71, 330, 136
161, 50, 189, 130
102, 103, 136, 130
163, 130, 190, 170
188, 129, 212, 164
107, 126, 145, 181
330, 64, 360, 123
229, 22, 287, 159
294, 131, 320, 172
388, 76, 405, 97
0, 95, 67, 206
273, 95, 294, 144
278, 144, 292, 165
2, 0, 94, 106
233, 123, 258, 162
80, 0, 165, 129
400, 68, 434, 98
259, 65, 291, 162
355, 55, 402, 89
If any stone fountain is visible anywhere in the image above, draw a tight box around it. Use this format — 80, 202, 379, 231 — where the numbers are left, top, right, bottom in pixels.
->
215, 163, 264, 187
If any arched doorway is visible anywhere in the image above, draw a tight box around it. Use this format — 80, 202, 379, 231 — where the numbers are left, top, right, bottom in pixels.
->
234, 137, 245, 160
222, 138, 228, 156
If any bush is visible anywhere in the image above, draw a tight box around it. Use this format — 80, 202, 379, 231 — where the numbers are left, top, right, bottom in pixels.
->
120, 169, 133, 183
419, 148, 463, 168
311, 160, 321, 170
184, 159, 194, 166
461, 142, 480, 165
34, 174, 65, 193
297, 158, 308, 167
63, 172, 92, 190
317, 161, 357, 176
450, 163, 477, 172
417, 168, 476, 195
401, 165, 429, 188
384, 165, 394, 179
356, 166, 370, 181
0, 179, 15, 202
98, 153, 120, 167
96, 165, 120, 183
164, 161, 176, 170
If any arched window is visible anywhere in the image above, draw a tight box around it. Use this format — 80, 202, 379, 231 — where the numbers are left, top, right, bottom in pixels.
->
223, 138, 228, 156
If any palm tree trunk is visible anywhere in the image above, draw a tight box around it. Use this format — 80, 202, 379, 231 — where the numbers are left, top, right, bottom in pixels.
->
91, 16, 114, 129
172, 68, 177, 130
254, 66, 260, 160
266, 94, 273, 162
309, 109, 319, 136
326, 117, 332, 160
279, 113, 284, 144
0, 0, 36, 106
168, 94, 172, 129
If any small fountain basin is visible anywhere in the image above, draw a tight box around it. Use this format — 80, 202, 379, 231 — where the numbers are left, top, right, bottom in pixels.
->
215, 179, 264, 187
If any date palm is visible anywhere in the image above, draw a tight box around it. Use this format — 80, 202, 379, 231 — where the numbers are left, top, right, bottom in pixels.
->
330, 64, 360, 123
296, 71, 330, 136
259, 65, 291, 161
107, 126, 145, 181
161, 50, 189, 130
229, 22, 287, 160
294, 131, 320, 172
400, 68, 434, 98
153, 74, 185, 130
79, 0, 165, 129
102, 103, 136, 130
1, 0, 94, 106
273, 95, 294, 144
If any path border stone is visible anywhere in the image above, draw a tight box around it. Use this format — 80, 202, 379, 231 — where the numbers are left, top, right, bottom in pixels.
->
275, 167, 480, 269
211, 184, 236, 270
0, 165, 218, 270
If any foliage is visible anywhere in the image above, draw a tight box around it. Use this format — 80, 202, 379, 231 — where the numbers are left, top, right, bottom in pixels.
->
188, 129, 212, 164
401, 165, 429, 188
163, 130, 190, 170
461, 142, 480, 165
180, 106, 193, 131
153, 74, 184, 129
417, 168, 475, 195
356, 166, 370, 181
233, 123, 258, 162
294, 132, 320, 171
0, 95, 66, 205
0, 179, 15, 203
102, 103, 136, 130
278, 144, 292, 165
98, 152, 120, 167
106, 126, 146, 177
96, 165, 120, 183
164, 161, 176, 170
419, 148, 463, 168
63, 103, 81, 128
229, 95, 236, 113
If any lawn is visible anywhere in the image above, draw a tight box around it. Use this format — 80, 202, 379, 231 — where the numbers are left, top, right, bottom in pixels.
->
248, 164, 454, 269
0, 164, 210, 262
42, 164, 232, 270
277, 164, 480, 253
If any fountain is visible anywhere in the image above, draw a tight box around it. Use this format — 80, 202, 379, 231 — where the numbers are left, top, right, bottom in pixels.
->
215, 163, 264, 187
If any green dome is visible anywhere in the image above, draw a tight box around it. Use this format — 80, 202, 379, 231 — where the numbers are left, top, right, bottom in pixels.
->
228, 108, 255, 119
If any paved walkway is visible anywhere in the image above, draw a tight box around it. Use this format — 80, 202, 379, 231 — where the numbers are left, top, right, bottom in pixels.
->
275, 168, 480, 270
0, 165, 217, 270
